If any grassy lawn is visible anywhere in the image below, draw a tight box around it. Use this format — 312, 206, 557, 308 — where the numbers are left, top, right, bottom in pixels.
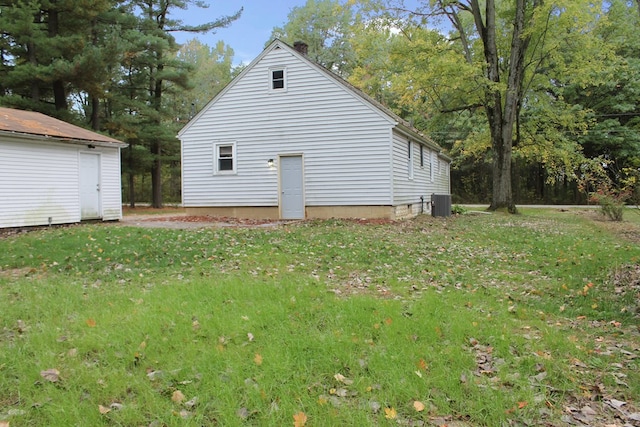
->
1, 209, 639, 426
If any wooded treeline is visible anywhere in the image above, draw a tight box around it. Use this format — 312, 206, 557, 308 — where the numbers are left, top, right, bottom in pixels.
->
1, 0, 639, 208
0, 0, 241, 207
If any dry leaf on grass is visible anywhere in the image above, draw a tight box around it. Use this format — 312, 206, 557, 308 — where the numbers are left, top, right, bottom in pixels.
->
384, 407, 397, 419
40, 368, 60, 382
293, 411, 307, 427
254, 353, 263, 366
413, 400, 426, 412
334, 373, 353, 385
171, 390, 185, 403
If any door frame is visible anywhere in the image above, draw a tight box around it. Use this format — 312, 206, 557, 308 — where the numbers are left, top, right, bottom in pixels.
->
79, 151, 102, 220
278, 154, 305, 219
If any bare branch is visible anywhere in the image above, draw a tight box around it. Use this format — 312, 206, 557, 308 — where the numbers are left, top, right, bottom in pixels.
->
440, 103, 484, 113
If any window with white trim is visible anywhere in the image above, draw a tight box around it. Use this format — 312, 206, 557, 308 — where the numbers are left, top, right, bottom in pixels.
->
430, 151, 436, 182
270, 68, 286, 91
214, 142, 236, 174
408, 141, 414, 179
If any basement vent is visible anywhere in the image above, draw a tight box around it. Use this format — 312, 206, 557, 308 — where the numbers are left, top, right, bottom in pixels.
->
431, 194, 452, 217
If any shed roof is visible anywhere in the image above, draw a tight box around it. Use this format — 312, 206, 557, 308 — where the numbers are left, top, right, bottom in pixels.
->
0, 107, 127, 147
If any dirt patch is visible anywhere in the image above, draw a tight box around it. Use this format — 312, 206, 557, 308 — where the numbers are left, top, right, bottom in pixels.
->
120, 213, 291, 229
119, 210, 397, 229
0, 267, 37, 279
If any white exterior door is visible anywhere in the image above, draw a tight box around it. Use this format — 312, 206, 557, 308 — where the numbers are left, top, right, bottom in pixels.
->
80, 153, 101, 219
279, 155, 304, 219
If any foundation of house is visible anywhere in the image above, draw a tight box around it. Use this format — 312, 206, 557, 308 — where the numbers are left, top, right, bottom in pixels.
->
185, 204, 429, 220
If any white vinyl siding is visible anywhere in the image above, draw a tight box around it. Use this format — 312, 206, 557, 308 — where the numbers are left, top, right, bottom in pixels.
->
0, 136, 123, 228
435, 155, 451, 195
98, 146, 124, 220
181, 46, 394, 208
392, 132, 450, 206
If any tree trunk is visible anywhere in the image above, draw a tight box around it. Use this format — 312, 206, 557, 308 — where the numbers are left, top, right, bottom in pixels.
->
471, 0, 515, 211
90, 96, 100, 130
28, 41, 39, 101
47, 6, 67, 111
149, 54, 164, 208
473, 0, 533, 213
150, 139, 162, 208
128, 145, 136, 208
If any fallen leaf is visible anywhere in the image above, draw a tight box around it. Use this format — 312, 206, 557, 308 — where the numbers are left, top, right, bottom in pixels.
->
171, 390, 185, 403
185, 397, 198, 408
86, 318, 96, 327
254, 353, 263, 366
146, 370, 163, 380
329, 387, 348, 397
98, 404, 111, 415
40, 368, 60, 382
237, 407, 250, 420
518, 401, 528, 409
606, 399, 626, 410
384, 407, 397, 419
0, 422, 9, 427
417, 358, 428, 371
413, 400, 426, 412
334, 373, 353, 385
247, 332, 254, 342
293, 411, 307, 427
571, 358, 588, 368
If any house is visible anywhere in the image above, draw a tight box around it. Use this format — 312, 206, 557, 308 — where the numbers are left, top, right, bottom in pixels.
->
178, 40, 451, 220
0, 107, 127, 228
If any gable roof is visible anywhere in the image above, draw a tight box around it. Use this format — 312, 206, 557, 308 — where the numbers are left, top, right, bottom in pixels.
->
179, 39, 449, 158
0, 107, 127, 148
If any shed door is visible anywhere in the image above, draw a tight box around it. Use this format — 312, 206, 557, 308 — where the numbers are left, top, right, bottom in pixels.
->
279, 155, 304, 219
80, 153, 101, 219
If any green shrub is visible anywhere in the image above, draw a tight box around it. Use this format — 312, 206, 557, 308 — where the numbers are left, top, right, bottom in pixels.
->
591, 192, 625, 221
451, 204, 467, 215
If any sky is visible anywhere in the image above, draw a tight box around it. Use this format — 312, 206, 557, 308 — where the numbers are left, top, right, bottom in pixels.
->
171, 1, 310, 66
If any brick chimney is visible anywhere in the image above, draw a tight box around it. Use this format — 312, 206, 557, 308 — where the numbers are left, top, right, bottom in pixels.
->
293, 41, 308, 55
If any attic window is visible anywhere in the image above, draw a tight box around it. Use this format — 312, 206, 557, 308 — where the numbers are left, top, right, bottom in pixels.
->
270, 68, 286, 91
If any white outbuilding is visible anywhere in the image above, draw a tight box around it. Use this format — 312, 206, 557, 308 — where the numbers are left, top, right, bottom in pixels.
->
0, 107, 127, 228
179, 40, 451, 220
